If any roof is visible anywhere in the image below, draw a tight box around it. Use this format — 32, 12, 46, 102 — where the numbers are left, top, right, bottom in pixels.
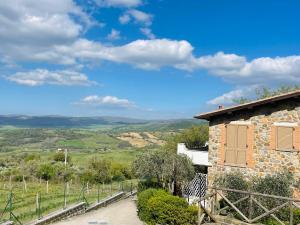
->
194, 90, 300, 121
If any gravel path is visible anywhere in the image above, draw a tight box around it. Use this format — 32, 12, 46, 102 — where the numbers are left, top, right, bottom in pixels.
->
51, 197, 143, 225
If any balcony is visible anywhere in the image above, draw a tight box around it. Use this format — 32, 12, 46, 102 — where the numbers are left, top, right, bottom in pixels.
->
177, 143, 211, 166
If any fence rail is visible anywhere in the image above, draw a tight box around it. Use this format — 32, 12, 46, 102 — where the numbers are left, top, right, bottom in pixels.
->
0, 180, 137, 225
198, 186, 300, 225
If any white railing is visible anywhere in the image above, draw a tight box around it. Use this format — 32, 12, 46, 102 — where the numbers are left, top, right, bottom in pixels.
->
177, 143, 211, 166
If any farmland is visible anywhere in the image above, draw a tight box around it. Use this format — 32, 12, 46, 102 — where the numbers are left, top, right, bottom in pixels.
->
0, 180, 136, 223
0, 116, 204, 223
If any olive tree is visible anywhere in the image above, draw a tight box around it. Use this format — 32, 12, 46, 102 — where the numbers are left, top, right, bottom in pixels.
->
133, 150, 194, 195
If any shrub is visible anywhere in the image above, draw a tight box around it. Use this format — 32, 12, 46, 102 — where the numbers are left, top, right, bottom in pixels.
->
137, 188, 161, 222
252, 172, 294, 223
252, 172, 293, 197
214, 171, 249, 202
111, 162, 133, 181
137, 178, 162, 192
137, 188, 197, 225
214, 172, 295, 224
53, 151, 71, 163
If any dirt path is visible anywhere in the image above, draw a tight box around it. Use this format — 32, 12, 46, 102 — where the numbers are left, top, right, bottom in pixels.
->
51, 197, 143, 225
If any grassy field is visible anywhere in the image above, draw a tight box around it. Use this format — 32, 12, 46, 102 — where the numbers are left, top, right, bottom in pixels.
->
0, 180, 136, 223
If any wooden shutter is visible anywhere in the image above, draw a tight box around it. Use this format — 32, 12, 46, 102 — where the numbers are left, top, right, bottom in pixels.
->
246, 125, 254, 168
225, 125, 237, 164
277, 126, 293, 150
236, 125, 247, 165
218, 124, 226, 165
270, 126, 277, 150
293, 126, 300, 151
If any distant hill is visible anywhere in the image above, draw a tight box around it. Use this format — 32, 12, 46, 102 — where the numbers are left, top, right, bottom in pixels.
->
0, 115, 147, 127
0, 115, 206, 129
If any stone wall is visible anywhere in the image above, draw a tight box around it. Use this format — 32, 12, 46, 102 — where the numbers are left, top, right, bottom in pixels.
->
28, 202, 86, 225
27, 192, 127, 225
208, 99, 300, 185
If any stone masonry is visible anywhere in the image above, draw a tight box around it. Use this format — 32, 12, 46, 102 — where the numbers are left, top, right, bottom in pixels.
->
208, 99, 300, 186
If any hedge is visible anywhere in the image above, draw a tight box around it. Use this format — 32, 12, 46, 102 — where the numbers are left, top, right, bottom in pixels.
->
137, 188, 197, 225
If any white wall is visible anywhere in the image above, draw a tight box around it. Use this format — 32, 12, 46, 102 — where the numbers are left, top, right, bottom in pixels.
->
177, 143, 211, 166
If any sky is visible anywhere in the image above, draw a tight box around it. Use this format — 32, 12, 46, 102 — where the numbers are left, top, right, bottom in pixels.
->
0, 0, 300, 119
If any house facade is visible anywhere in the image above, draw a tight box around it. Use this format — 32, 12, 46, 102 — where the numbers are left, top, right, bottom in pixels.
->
195, 91, 300, 186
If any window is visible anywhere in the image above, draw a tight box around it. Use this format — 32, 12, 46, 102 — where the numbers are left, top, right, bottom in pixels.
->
225, 124, 247, 166
276, 126, 294, 150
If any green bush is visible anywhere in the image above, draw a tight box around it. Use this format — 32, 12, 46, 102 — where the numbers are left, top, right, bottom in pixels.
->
137, 188, 197, 225
53, 152, 71, 163
137, 178, 162, 192
137, 188, 161, 222
214, 172, 295, 224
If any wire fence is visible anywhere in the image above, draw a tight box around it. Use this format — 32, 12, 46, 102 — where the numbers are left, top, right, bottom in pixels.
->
0, 180, 137, 224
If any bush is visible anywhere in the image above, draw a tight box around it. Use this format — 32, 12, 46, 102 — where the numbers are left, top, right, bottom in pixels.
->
137, 188, 161, 222
53, 152, 71, 163
137, 178, 162, 192
214, 172, 295, 224
137, 188, 198, 225
252, 172, 293, 197
111, 162, 133, 181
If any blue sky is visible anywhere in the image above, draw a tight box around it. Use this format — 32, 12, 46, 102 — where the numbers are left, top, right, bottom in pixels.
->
0, 0, 300, 119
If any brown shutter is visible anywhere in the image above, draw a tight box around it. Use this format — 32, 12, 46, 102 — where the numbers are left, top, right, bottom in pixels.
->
270, 126, 277, 150
218, 124, 226, 165
225, 125, 237, 164
246, 125, 254, 168
277, 126, 293, 150
236, 125, 247, 165
293, 126, 300, 151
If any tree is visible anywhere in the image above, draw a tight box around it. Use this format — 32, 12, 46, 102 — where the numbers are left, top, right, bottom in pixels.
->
233, 85, 300, 105
89, 158, 112, 183
37, 163, 55, 193
133, 149, 195, 195
163, 125, 208, 153
53, 151, 71, 164
79, 169, 95, 184
133, 150, 165, 185
232, 97, 250, 104
54, 163, 75, 182
37, 164, 55, 181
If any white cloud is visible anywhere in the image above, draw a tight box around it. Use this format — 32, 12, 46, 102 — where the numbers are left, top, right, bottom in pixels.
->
2, 1, 300, 97
0, 0, 95, 65
94, 0, 142, 8
6, 69, 96, 86
120, 9, 153, 26
106, 29, 121, 40
77, 95, 135, 108
119, 14, 131, 24
140, 28, 155, 39
47, 39, 194, 70
207, 86, 257, 105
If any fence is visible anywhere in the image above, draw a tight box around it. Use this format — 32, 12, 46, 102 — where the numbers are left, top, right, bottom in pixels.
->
182, 173, 207, 202
198, 187, 300, 225
0, 180, 137, 225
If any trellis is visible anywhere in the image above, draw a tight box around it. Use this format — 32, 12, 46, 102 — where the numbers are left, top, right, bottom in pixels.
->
182, 173, 207, 199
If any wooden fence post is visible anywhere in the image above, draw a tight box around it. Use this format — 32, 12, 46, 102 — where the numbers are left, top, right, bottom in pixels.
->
290, 200, 293, 225
249, 194, 253, 220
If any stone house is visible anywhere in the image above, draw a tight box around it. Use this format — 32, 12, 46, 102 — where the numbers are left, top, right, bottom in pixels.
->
194, 90, 300, 186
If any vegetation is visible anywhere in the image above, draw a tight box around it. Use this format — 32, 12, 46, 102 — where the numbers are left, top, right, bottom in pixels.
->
233, 85, 300, 104
137, 188, 198, 225
0, 119, 204, 223
215, 171, 296, 224
0, 180, 134, 223
133, 149, 194, 195
164, 125, 208, 153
